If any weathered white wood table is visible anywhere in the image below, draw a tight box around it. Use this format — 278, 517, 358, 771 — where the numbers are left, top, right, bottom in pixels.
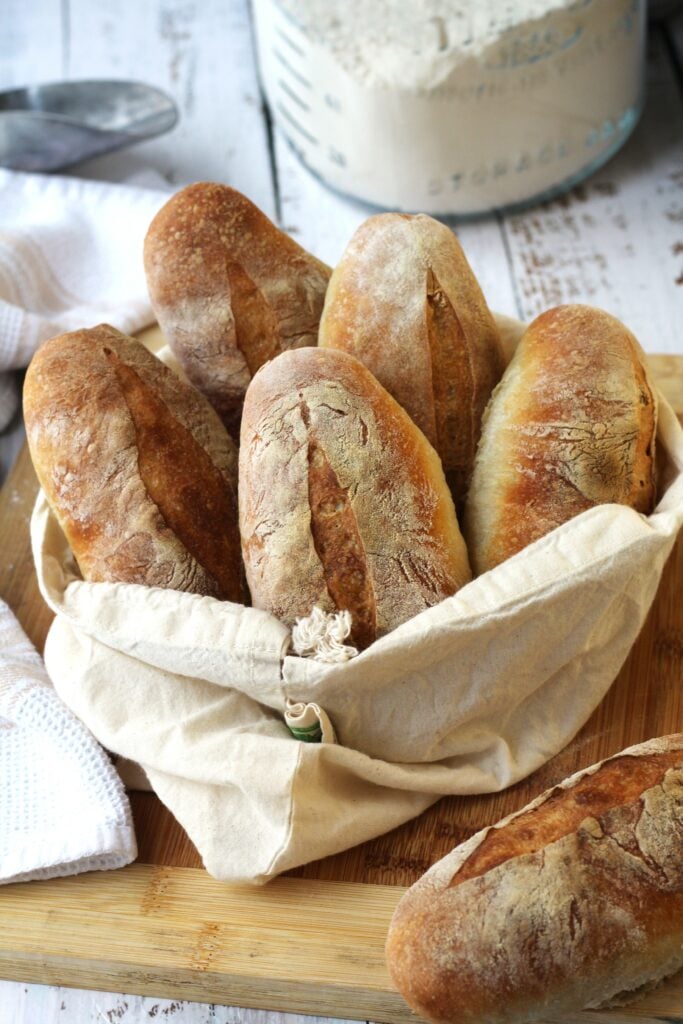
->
1, 1, 682, 1021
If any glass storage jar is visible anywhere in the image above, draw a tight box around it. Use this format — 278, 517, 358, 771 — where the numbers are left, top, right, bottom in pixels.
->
252, 0, 646, 215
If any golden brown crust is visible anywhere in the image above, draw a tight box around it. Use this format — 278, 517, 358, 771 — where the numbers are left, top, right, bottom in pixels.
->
239, 347, 471, 648
386, 734, 683, 1024
306, 432, 377, 650
24, 324, 244, 601
318, 213, 504, 505
464, 304, 657, 575
144, 182, 331, 436
451, 748, 683, 887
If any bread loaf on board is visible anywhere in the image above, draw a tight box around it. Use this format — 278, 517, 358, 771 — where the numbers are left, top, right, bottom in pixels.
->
24, 324, 245, 601
464, 304, 657, 574
239, 346, 471, 649
318, 213, 504, 505
144, 182, 331, 436
386, 734, 683, 1024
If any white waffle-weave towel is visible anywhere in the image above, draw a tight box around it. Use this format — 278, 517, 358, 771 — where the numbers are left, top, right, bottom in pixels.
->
0, 598, 137, 884
0, 167, 169, 431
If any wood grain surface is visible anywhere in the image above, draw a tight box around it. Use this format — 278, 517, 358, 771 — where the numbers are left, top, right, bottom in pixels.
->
1, 865, 682, 1024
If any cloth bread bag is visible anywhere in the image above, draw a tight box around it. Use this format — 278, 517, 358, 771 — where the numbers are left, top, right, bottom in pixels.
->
31, 319, 683, 883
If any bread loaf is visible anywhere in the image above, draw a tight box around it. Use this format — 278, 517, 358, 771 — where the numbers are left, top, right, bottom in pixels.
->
386, 734, 683, 1024
144, 182, 331, 436
239, 346, 471, 649
24, 324, 245, 602
464, 304, 657, 574
318, 213, 504, 505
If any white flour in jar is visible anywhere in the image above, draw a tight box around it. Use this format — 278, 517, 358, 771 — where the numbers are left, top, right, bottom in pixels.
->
252, 0, 645, 213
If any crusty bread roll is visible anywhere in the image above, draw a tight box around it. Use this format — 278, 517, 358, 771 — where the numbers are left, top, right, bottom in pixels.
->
318, 213, 504, 505
464, 304, 657, 574
386, 734, 683, 1024
144, 182, 331, 436
24, 324, 245, 602
239, 347, 471, 649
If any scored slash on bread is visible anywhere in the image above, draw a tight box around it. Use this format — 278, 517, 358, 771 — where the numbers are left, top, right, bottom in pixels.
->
23, 324, 245, 602
386, 734, 683, 1024
238, 346, 472, 649
144, 182, 331, 438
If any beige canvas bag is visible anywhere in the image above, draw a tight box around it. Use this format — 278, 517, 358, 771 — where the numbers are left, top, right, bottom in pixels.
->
31, 328, 683, 883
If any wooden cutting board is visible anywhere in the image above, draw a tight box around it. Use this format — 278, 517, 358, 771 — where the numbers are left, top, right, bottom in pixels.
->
1, 350, 683, 1023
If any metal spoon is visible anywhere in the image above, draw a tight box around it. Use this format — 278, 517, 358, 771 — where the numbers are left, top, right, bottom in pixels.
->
0, 80, 179, 172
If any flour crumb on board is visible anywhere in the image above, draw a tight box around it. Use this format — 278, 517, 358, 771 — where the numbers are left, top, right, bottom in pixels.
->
146, 1001, 185, 1018
103, 1000, 128, 1021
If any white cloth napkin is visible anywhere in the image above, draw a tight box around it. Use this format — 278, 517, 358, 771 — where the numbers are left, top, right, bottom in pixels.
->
0, 169, 169, 881
0, 597, 137, 884
0, 167, 170, 431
